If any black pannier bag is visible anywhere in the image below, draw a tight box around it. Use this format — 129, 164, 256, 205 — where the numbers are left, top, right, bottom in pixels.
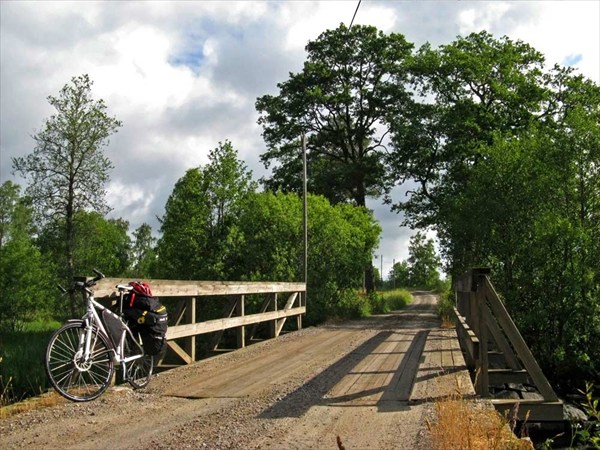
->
122, 281, 168, 357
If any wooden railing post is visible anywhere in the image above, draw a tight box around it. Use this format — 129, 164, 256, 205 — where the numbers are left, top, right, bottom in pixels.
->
236, 295, 245, 348
184, 297, 196, 362
477, 289, 489, 396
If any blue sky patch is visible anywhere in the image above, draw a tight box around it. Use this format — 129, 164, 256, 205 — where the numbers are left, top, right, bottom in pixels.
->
563, 53, 583, 66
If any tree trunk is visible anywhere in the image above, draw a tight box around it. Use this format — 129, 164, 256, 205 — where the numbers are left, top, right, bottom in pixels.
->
66, 181, 76, 317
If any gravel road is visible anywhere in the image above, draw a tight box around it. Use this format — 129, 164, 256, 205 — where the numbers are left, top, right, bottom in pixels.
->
0, 292, 474, 450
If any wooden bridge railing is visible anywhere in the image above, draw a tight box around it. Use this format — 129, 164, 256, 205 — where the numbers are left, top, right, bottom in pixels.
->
94, 279, 306, 366
453, 268, 563, 421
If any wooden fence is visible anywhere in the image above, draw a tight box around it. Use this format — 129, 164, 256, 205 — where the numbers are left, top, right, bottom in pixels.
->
453, 268, 563, 421
94, 279, 306, 365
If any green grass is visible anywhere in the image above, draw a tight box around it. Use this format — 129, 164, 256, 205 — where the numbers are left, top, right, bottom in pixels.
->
0, 320, 61, 406
378, 288, 412, 312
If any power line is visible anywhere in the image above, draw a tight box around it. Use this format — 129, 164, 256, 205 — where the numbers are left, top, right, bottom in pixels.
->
349, 0, 362, 29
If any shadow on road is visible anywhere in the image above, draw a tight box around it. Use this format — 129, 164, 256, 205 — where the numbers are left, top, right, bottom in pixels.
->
258, 327, 430, 418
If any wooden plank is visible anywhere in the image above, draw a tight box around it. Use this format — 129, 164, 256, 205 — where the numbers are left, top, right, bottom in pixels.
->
167, 307, 306, 340
275, 292, 298, 337
453, 307, 479, 370
210, 296, 241, 351
482, 302, 521, 370
492, 399, 564, 421
166, 340, 192, 364
482, 277, 559, 402
94, 278, 306, 298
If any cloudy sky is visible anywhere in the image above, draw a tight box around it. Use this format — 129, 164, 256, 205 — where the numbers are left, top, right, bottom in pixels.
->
1, 1, 599, 278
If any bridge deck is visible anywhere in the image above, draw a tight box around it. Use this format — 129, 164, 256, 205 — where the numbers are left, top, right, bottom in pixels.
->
165, 292, 475, 409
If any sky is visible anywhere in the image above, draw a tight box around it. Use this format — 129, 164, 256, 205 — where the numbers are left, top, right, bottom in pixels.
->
1, 1, 599, 279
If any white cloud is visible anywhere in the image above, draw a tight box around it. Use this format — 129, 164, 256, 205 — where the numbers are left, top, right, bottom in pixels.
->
509, 1, 600, 82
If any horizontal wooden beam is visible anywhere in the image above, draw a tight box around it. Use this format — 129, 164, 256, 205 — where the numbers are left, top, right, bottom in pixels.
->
453, 307, 479, 367
492, 399, 564, 421
167, 306, 306, 340
94, 278, 306, 298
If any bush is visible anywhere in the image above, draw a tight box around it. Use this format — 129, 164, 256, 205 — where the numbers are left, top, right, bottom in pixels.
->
331, 289, 371, 319
380, 289, 412, 311
437, 290, 455, 326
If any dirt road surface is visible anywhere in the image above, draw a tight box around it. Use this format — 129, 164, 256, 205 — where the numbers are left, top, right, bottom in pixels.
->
1, 292, 474, 449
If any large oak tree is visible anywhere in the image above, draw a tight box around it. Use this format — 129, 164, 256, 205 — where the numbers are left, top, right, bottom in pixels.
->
256, 24, 413, 291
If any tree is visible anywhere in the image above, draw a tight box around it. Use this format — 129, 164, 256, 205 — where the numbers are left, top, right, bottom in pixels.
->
389, 260, 410, 288
256, 24, 413, 292
38, 211, 131, 282
0, 181, 54, 331
388, 31, 600, 386
12, 74, 121, 315
387, 32, 569, 279
406, 232, 441, 289
131, 223, 157, 277
156, 141, 256, 280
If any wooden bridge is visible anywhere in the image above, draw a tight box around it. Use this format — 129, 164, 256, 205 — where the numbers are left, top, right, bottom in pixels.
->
93, 269, 563, 423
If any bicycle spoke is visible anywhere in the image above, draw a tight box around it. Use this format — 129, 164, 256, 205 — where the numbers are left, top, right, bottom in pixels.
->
45, 323, 114, 402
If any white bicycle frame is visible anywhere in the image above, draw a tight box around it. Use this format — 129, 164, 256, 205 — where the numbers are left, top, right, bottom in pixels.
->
76, 284, 144, 366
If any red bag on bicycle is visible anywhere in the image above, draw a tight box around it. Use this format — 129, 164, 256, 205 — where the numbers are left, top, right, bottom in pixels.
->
123, 281, 168, 356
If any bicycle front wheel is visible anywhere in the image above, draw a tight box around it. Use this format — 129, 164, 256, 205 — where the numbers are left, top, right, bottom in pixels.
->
45, 322, 115, 402
124, 333, 153, 389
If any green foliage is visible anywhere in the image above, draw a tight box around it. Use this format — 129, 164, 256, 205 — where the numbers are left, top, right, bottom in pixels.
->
130, 223, 157, 277
0, 182, 55, 332
156, 141, 256, 280
378, 289, 412, 312
437, 291, 455, 325
331, 289, 372, 320
0, 324, 59, 402
570, 382, 600, 448
11, 74, 121, 315
388, 30, 600, 388
407, 232, 442, 288
11, 74, 121, 224
38, 211, 131, 278
235, 191, 381, 324
389, 260, 410, 288
256, 23, 414, 208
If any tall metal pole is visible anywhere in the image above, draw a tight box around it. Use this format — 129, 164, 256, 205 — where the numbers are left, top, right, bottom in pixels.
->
302, 133, 308, 285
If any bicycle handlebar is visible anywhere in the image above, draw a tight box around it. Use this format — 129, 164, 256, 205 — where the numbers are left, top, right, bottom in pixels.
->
57, 269, 106, 294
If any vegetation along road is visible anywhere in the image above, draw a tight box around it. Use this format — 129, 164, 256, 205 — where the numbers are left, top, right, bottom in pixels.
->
0, 292, 475, 450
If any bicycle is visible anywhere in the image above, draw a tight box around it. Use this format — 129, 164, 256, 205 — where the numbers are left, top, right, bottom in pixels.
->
44, 269, 154, 402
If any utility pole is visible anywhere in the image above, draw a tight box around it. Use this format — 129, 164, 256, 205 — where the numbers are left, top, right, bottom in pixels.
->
302, 133, 308, 286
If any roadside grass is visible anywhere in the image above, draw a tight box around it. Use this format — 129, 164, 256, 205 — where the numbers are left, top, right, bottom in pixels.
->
377, 288, 412, 312
437, 290, 456, 328
428, 392, 533, 450
0, 319, 61, 409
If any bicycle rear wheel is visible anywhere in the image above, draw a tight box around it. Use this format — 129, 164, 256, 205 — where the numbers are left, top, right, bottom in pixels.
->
124, 332, 153, 389
45, 322, 114, 402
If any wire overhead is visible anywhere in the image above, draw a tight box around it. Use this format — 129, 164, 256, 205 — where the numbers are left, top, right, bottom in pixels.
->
349, 0, 362, 29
